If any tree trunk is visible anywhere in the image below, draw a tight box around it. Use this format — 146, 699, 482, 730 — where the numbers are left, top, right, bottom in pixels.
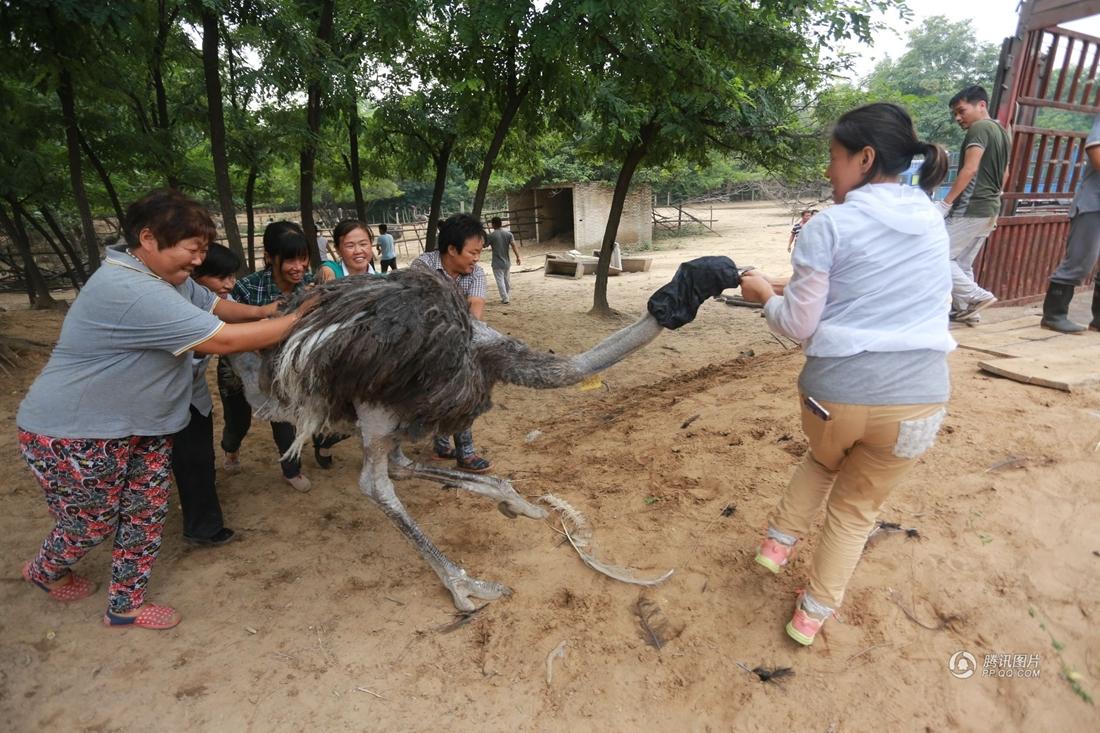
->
41, 207, 88, 283
77, 129, 125, 222
0, 243, 32, 303
154, 0, 179, 188
472, 86, 529, 219
200, 9, 246, 267
245, 163, 258, 272
0, 244, 25, 276
300, 0, 335, 270
13, 201, 83, 290
57, 67, 100, 272
591, 122, 658, 316
426, 138, 455, 253
0, 202, 57, 308
348, 92, 367, 222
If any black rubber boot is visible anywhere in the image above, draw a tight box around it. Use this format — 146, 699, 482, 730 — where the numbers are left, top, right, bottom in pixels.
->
1091, 281, 1100, 331
1041, 282, 1086, 333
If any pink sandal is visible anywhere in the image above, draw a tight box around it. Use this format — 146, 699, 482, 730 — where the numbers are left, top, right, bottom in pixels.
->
103, 603, 181, 630
23, 560, 97, 602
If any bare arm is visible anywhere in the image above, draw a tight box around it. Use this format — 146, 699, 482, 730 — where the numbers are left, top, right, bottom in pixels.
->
944, 145, 985, 206
1087, 144, 1100, 172
212, 298, 279, 323
467, 296, 485, 320
317, 265, 336, 283
193, 314, 299, 355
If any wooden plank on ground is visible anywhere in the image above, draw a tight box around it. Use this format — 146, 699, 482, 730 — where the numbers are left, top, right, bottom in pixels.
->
953, 329, 1063, 356
951, 315, 1063, 356
993, 338, 1100, 359
962, 315, 1042, 334
978, 348, 1100, 392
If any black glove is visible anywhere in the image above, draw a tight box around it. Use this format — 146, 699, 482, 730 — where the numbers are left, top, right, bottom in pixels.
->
646, 256, 741, 330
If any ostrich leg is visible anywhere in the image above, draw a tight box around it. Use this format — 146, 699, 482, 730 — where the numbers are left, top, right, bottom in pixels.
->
359, 437, 511, 611
388, 446, 547, 520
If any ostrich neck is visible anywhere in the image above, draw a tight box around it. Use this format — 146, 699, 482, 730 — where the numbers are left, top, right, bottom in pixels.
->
571, 314, 663, 376
480, 314, 662, 389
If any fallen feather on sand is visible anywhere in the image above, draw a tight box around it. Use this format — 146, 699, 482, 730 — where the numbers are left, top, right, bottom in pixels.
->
545, 640, 567, 685
541, 493, 674, 587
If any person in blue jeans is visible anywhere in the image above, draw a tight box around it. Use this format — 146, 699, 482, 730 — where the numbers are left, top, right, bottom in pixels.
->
412, 214, 493, 472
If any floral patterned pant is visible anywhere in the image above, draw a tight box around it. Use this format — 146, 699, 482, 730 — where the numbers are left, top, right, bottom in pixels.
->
19, 431, 173, 613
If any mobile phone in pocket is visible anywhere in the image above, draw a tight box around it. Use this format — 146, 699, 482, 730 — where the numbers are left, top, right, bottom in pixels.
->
803, 395, 831, 421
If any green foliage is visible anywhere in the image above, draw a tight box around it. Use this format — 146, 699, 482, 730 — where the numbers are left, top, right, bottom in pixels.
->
1030, 606, 1095, 706
638, 153, 768, 202
865, 15, 999, 148
3, 0, 946, 293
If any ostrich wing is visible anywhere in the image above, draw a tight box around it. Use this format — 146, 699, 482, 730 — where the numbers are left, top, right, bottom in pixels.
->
223, 350, 295, 423
268, 270, 489, 455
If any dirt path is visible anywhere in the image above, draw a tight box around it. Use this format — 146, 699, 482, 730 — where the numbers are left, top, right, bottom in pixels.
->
1, 203, 1097, 732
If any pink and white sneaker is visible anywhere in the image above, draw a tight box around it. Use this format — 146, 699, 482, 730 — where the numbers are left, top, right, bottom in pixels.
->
786, 592, 831, 646
754, 537, 795, 573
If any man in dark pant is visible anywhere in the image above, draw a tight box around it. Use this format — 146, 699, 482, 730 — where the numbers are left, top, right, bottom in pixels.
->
376, 224, 398, 273
1042, 111, 1100, 333
269, 424, 345, 479
172, 354, 236, 546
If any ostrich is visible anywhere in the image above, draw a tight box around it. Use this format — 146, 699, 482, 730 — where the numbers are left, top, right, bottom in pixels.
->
228, 256, 740, 610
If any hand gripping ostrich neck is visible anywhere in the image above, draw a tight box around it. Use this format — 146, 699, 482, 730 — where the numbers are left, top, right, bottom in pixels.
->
229, 257, 740, 610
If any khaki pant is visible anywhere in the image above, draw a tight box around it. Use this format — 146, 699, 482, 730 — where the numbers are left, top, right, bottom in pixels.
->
770, 396, 946, 609
945, 215, 996, 309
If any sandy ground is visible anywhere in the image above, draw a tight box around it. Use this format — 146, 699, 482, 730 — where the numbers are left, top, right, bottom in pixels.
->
1, 202, 1098, 732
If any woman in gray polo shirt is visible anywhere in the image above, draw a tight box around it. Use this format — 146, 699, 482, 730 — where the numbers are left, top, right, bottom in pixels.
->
17, 189, 304, 630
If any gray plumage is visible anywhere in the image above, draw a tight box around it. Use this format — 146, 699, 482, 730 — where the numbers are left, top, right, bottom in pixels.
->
262, 269, 659, 457
269, 270, 489, 440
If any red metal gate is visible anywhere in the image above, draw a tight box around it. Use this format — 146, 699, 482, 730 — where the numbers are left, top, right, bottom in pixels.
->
982, 16, 1100, 304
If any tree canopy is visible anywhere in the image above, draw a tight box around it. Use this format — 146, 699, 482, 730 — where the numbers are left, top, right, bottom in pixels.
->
2, 0, 925, 311
865, 16, 1000, 148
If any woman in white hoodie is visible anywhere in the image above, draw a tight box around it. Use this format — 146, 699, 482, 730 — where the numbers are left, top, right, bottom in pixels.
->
739, 103, 954, 646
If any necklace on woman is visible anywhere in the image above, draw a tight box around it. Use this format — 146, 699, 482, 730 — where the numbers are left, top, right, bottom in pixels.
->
125, 249, 164, 281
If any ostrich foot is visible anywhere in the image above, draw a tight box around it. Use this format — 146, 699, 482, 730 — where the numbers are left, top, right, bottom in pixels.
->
390, 453, 547, 520
444, 569, 512, 611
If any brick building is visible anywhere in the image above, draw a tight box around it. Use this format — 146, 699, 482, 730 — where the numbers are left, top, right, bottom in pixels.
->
505, 182, 653, 249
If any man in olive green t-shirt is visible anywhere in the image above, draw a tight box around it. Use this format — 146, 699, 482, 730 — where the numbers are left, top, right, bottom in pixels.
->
938, 85, 1011, 323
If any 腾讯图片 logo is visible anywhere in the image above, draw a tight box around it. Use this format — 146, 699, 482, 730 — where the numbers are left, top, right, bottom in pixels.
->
948, 650, 1042, 679
949, 650, 977, 679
